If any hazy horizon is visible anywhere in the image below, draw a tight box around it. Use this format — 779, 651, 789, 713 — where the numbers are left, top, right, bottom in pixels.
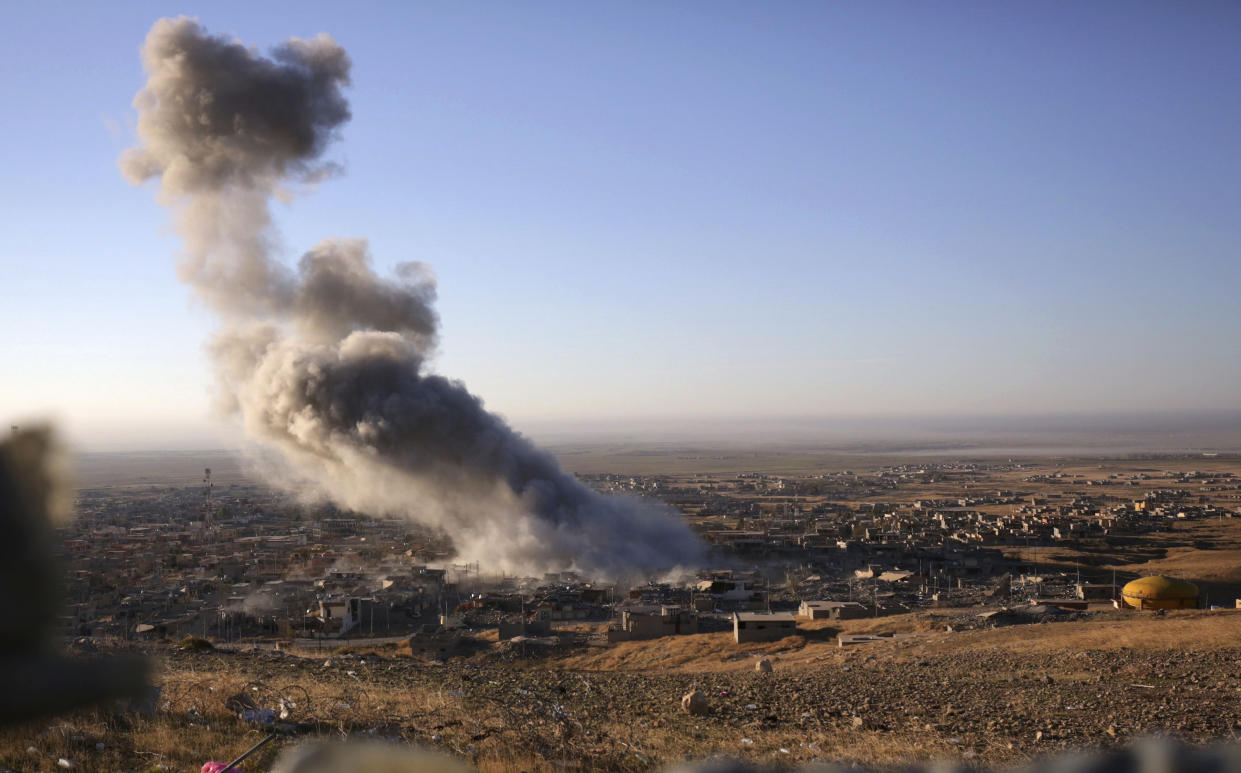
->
44, 409, 1241, 455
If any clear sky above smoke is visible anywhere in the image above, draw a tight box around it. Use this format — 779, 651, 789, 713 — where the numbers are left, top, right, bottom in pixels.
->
2, 2, 1239, 451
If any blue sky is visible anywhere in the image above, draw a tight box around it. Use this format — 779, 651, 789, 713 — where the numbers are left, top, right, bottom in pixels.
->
2, 2, 1239, 450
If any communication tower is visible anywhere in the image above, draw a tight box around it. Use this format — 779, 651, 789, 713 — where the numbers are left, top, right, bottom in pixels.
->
203, 467, 214, 539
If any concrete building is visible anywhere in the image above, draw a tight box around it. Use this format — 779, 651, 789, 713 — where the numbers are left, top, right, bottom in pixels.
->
608, 606, 699, 642
798, 600, 868, 620
733, 611, 797, 643
313, 596, 377, 636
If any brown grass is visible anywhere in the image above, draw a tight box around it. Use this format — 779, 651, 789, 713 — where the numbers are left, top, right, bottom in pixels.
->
912, 609, 1241, 657
544, 608, 1241, 673
1112, 547, 1241, 583
7, 610, 1240, 770
555, 631, 819, 673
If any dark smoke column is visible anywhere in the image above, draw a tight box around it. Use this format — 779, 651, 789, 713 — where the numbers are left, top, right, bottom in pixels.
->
121, 17, 705, 578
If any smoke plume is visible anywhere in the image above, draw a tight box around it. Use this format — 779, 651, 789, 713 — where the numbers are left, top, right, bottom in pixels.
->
122, 17, 705, 578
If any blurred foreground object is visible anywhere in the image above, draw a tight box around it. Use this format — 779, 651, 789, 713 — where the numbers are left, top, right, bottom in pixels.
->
663, 738, 1241, 773
266, 738, 1241, 773
0, 426, 147, 725
271, 741, 471, 773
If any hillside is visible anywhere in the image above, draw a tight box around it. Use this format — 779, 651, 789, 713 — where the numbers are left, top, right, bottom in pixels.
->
7, 610, 1241, 771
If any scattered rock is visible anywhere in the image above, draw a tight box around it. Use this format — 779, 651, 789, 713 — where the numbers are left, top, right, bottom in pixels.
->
682, 690, 709, 716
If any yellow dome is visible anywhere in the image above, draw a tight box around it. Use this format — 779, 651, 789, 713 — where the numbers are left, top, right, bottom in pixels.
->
1121, 576, 1198, 610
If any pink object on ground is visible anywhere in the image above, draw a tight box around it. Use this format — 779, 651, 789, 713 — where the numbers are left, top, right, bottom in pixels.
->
202, 763, 246, 773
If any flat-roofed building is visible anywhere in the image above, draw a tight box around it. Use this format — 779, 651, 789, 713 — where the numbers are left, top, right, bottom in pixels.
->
798, 600, 868, 620
608, 605, 699, 642
733, 611, 796, 643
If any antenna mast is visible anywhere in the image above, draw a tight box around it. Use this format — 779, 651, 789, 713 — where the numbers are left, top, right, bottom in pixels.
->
203, 467, 214, 540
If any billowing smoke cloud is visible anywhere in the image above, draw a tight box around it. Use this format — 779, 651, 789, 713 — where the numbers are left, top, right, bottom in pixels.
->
122, 17, 705, 578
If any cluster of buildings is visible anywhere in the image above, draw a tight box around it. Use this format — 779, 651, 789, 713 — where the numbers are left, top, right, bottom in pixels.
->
57, 458, 1238, 653
61, 483, 459, 641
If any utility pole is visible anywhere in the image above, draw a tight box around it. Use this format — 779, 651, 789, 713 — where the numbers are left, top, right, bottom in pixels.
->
202, 467, 215, 543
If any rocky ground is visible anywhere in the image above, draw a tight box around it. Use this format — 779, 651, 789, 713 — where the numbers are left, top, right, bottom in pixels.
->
122, 640, 1241, 769
7, 615, 1241, 772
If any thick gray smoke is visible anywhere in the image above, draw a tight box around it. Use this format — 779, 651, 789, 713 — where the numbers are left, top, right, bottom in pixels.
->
122, 17, 705, 578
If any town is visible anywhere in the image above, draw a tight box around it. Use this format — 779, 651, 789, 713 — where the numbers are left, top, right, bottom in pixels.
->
59, 454, 1241, 654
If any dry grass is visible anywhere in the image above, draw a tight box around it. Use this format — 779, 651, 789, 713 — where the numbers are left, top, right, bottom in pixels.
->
0, 643, 994, 771
544, 608, 1241, 674
549, 613, 965, 673
0, 660, 487, 772
913, 609, 1241, 657
0, 687, 287, 772
1111, 547, 1241, 583
6, 610, 1241, 771
555, 631, 822, 673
